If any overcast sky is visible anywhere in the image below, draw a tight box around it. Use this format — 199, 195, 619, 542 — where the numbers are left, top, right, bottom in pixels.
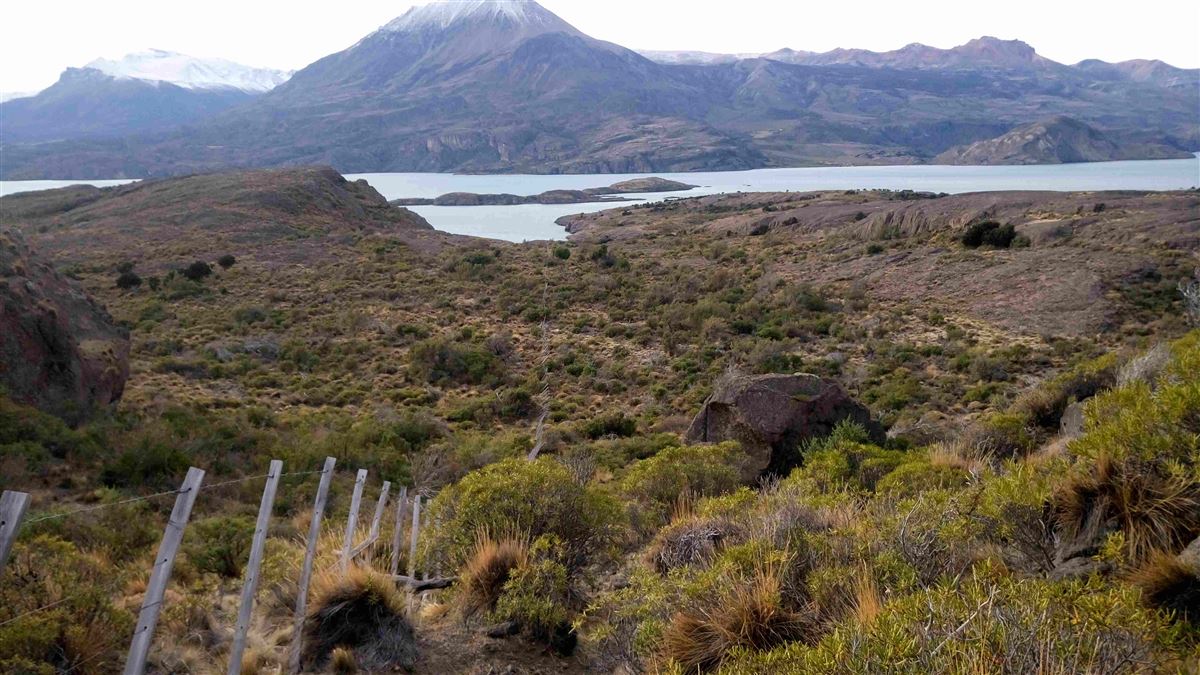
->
2, 0, 1197, 94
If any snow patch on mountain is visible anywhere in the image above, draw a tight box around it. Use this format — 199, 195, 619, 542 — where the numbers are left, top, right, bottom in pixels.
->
86, 50, 292, 92
382, 0, 569, 32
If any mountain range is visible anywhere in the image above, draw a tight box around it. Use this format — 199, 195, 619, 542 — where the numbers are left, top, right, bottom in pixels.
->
1, 0, 1196, 179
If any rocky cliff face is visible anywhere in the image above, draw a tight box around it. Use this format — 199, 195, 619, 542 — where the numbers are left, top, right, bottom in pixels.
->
0, 230, 130, 424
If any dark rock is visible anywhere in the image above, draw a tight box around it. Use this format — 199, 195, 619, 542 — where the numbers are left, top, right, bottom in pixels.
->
0, 230, 129, 424
685, 372, 884, 477
486, 621, 521, 639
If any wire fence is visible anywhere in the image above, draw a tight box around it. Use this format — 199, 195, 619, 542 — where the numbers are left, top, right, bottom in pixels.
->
0, 461, 423, 675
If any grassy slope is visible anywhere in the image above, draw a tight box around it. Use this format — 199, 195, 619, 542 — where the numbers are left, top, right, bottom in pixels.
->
0, 173, 1197, 672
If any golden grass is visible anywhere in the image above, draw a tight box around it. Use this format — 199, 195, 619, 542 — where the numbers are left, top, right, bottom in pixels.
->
458, 527, 529, 618
1055, 455, 1200, 566
663, 567, 813, 672
1128, 551, 1200, 625
851, 568, 883, 627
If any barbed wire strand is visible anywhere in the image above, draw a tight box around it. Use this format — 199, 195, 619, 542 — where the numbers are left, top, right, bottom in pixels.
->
20, 468, 331, 526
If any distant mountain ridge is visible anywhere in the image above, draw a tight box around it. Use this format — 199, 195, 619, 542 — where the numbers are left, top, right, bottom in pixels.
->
1, 1, 1196, 178
0, 50, 291, 145
85, 49, 292, 92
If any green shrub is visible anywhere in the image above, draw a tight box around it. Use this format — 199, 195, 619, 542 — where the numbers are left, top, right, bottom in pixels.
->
620, 443, 745, 528
422, 458, 622, 571
182, 260, 213, 281
185, 516, 255, 578
115, 270, 142, 289
961, 221, 1018, 249
217, 254, 237, 269
582, 412, 637, 439
875, 460, 970, 498
408, 335, 505, 386
100, 439, 190, 490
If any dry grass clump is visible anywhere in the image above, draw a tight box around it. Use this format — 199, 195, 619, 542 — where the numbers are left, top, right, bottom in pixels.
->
300, 567, 415, 672
663, 568, 816, 672
1129, 551, 1200, 625
643, 515, 743, 574
1054, 455, 1200, 566
458, 528, 530, 618
330, 647, 358, 674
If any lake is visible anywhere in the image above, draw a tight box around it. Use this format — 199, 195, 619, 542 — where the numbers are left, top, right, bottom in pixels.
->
3, 155, 1198, 242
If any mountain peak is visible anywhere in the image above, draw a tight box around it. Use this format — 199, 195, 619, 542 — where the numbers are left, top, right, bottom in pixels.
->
382, 0, 575, 33
84, 50, 292, 93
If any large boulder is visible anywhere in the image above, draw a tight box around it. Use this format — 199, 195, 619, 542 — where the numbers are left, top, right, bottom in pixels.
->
685, 373, 884, 477
0, 230, 129, 424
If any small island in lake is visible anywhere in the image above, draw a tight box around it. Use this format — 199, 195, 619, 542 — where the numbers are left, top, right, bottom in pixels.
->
390, 177, 697, 206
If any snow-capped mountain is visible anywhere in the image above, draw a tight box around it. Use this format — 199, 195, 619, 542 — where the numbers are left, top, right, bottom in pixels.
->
381, 0, 573, 33
85, 49, 291, 93
0, 51, 290, 144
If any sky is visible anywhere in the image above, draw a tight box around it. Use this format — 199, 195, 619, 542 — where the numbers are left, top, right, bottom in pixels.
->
2, 0, 1198, 94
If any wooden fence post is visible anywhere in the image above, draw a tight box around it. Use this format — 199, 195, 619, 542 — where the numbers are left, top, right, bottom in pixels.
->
389, 487, 408, 576
0, 490, 31, 574
340, 469, 368, 572
287, 457, 335, 675
365, 481, 390, 563
227, 460, 282, 675
407, 494, 422, 578
124, 467, 205, 675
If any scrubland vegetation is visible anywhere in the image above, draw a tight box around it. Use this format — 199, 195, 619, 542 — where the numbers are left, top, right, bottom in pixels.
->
2, 184, 1198, 673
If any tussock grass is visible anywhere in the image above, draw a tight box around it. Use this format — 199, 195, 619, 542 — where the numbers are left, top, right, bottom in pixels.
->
1055, 455, 1200, 566
663, 566, 815, 672
458, 528, 529, 618
1129, 551, 1200, 625
301, 567, 415, 672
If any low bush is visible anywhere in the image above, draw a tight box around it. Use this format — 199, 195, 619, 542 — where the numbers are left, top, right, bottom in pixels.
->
961, 221, 1019, 249
422, 458, 622, 571
620, 443, 745, 527
408, 335, 506, 386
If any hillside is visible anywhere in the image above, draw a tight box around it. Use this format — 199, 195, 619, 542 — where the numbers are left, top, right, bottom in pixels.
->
1, 169, 1199, 671
935, 116, 1190, 164
1, 1, 1196, 178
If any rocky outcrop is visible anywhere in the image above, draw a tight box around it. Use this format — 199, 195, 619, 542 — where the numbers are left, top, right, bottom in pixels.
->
685, 373, 884, 477
0, 230, 129, 424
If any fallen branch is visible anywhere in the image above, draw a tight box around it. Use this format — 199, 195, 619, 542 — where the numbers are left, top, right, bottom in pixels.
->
392, 575, 458, 592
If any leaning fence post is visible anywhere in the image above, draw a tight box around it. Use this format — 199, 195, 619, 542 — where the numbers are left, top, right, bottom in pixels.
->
287, 457, 335, 675
407, 494, 422, 578
227, 460, 282, 675
389, 487, 408, 576
340, 469, 368, 572
0, 490, 31, 574
124, 467, 205, 675
365, 481, 390, 563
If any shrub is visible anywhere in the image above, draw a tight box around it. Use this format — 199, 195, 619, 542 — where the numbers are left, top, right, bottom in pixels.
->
423, 458, 621, 571
182, 260, 213, 281
0, 536, 134, 673
408, 336, 505, 386
620, 443, 745, 525
582, 412, 637, 439
185, 516, 254, 578
1009, 353, 1117, 430
726, 566, 1180, 674
961, 221, 1017, 249
100, 440, 190, 490
493, 539, 576, 654
553, 245, 571, 260
217, 254, 237, 269
115, 270, 142, 289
